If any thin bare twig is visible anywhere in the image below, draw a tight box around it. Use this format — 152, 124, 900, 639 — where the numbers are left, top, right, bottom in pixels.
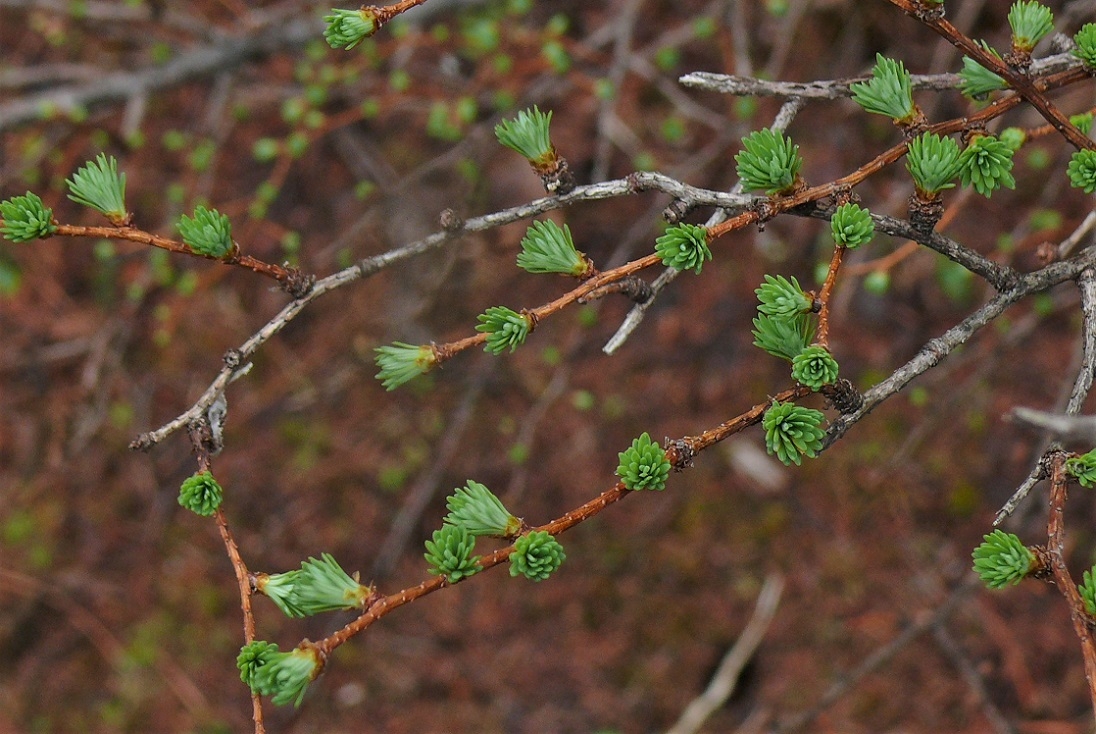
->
666, 573, 785, 734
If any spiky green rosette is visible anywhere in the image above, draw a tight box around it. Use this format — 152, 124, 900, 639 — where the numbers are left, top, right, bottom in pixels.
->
177, 205, 234, 258
445, 480, 521, 537
850, 53, 916, 123
762, 400, 826, 466
654, 223, 711, 274
1074, 24, 1096, 68
958, 135, 1015, 197
178, 471, 223, 516
756, 274, 811, 319
906, 132, 962, 195
495, 106, 555, 169
517, 220, 588, 276
959, 42, 1006, 100
752, 313, 815, 362
734, 128, 803, 195
971, 530, 1034, 588
616, 432, 671, 491
1067, 150, 1096, 194
509, 530, 565, 582
830, 203, 874, 248
253, 570, 304, 618
66, 153, 127, 224
250, 645, 322, 707
1066, 449, 1096, 487
1007, 1, 1054, 52
323, 8, 379, 50
287, 554, 372, 616
477, 306, 532, 354
238, 640, 280, 687
0, 192, 56, 242
374, 342, 436, 390
1080, 567, 1096, 615
791, 345, 839, 390
424, 524, 481, 583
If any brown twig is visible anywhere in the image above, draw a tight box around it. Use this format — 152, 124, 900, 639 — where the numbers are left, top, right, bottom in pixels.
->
1044, 452, 1096, 717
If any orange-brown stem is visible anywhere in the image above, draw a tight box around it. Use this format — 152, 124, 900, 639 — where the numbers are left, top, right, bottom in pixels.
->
1045, 453, 1096, 717
816, 246, 845, 348
53, 223, 294, 283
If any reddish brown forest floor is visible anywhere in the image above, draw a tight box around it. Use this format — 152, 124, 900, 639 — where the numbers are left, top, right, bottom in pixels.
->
2, 1, 1096, 732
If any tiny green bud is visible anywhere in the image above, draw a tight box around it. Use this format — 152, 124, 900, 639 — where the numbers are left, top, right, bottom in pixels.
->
237, 640, 280, 688
1079, 567, 1096, 615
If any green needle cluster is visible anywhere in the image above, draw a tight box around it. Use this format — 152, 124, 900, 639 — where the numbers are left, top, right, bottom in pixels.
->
1073, 24, 1096, 68
616, 432, 672, 491
791, 345, 839, 391
66, 153, 128, 223
752, 311, 815, 362
424, 524, 481, 583
444, 480, 521, 537
1007, 1, 1054, 52
830, 202, 874, 248
654, 223, 711, 274
1080, 567, 1096, 615
1067, 150, 1096, 194
734, 128, 803, 195
959, 41, 1006, 100
509, 530, 566, 582
323, 8, 379, 50
762, 400, 826, 466
958, 135, 1016, 197
178, 471, 223, 516
0, 192, 56, 243
374, 342, 437, 390
476, 306, 532, 354
177, 205, 234, 258
755, 274, 811, 319
243, 643, 322, 707
971, 530, 1034, 589
495, 106, 556, 169
850, 53, 916, 123
517, 220, 588, 276
1066, 448, 1096, 487
906, 132, 962, 196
